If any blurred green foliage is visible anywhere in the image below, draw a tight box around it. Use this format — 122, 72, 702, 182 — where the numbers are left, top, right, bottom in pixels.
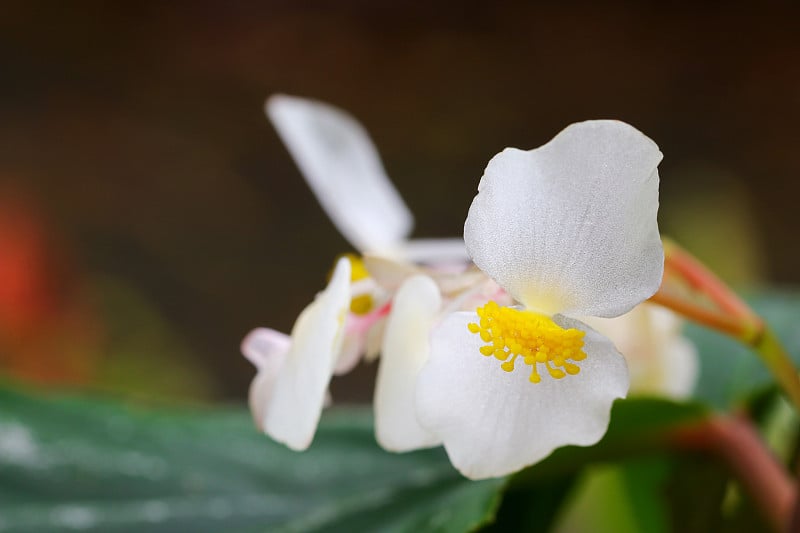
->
0, 389, 705, 533
6, 288, 800, 531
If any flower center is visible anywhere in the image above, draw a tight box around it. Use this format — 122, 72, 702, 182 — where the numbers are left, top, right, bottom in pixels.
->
467, 301, 587, 383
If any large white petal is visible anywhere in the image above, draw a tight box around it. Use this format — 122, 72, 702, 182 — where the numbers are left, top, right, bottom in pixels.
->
374, 275, 442, 452
464, 120, 663, 318
416, 311, 629, 479
264, 258, 352, 450
266, 94, 413, 253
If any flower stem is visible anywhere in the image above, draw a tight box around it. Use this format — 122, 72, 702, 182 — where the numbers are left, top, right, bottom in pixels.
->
653, 239, 800, 412
648, 290, 747, 339
662, 239, 754, 319
672, 414, 797, 532
753, 328, 800, 415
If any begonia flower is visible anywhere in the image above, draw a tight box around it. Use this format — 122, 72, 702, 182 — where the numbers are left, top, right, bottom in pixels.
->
415, 120, 664, 479
244, 95, 477, 452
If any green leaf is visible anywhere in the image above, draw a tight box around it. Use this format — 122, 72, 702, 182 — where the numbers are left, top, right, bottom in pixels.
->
0, 386, 503, 533
558, 454, 771, 533
554, 457, 670, 533
0, 389, 708, 532
684, 290, 800, 409
477, 474, 577, 533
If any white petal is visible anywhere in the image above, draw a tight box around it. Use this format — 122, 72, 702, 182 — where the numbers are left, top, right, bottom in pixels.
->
242, 328, 291, 431
374, 275, 442, 452
442, 277, 513, 315
333, 306, 389, 375
363, 254, 488, 297
399, 238, 470, 264
658, 336, 698, 399
584, 305, 698, 399
364, 316, 386, 363
241, 327, 291, 370
416, 312, 628, 479
639, 306, 698, 399
264, 257, 351, 450
464, 120, 663, 318
362, 254, 422, 292
266, 94, 413, 253
248, 372, 274, 431
334, 329, 363, 375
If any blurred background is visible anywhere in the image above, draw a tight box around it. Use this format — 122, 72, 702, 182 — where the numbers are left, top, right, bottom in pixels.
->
1, 1, 798, 403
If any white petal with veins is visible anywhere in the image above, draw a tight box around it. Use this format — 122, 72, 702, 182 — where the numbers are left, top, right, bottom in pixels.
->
464, 120, 663, 318
416, 312, 628, 479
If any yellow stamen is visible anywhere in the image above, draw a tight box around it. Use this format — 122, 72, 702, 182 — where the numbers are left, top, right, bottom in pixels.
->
350, 294, 373, 315
331, 254, 374, 315
346, 253, 371, 282
467, 301, 587, 383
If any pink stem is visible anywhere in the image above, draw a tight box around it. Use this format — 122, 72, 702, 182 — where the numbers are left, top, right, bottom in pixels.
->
672, 415, 797, 532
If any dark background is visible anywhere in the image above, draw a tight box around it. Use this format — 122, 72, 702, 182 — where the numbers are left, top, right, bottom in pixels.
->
1, 1, 797, 401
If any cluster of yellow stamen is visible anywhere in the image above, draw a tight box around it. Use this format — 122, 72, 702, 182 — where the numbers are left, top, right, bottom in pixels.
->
467, 301, 587, 383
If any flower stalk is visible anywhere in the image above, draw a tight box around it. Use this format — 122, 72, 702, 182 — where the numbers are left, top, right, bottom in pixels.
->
651, 239, 800, 411
672, 414, 797, 532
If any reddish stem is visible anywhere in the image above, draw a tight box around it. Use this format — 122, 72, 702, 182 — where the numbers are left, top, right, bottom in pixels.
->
648, 290, 748, 339
663, 241, 755, 321
672, 415, 797, 532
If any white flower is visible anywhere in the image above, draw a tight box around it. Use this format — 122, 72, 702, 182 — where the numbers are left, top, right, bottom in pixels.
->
584, 304, 698, 399
243, 257, 351, 451
262, 94, 469, 408
415, 120, 664, 479
256, 94, 483, 453
245, 95, 476, 453
266, 94, 467, 263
